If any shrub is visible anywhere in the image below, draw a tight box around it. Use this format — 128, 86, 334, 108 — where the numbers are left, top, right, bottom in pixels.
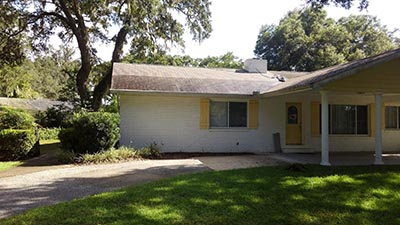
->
137, 143, 162, 159
0, 129, 39, 160
79, 147, 138, 164
36, 104, 73, 128
59, 112, 120, 154
56, 150, 77, 164
0, 106, 36, 130
58, 128, 76, 151
39, 128, 61, 141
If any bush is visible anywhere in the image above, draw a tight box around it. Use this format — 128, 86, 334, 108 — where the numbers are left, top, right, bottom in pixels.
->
79, 147, 139, 164
56, 150, 77, 164
59, 112, 120, 154
36, 104, 73, 128
0, 129, 39, 160
58, 128, 76, 151
0, 106, 36, 130
39, 128, 61, 141
137, 143, 161, 159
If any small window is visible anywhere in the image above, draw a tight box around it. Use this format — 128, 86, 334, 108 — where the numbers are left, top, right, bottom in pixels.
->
287, 106, 298, 124
210, 101, 247, 128
385, 106, 400, 129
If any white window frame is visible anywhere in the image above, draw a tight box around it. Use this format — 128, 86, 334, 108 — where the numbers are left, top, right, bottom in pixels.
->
320, 104, 369, 136
209, 100, 248, 128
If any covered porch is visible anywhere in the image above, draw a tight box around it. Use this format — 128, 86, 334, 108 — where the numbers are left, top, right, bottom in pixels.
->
318, 55, 400, 166
265, 48, 400, 165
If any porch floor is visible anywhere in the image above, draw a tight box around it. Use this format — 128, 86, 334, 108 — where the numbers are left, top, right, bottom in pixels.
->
268, 152, 400, 166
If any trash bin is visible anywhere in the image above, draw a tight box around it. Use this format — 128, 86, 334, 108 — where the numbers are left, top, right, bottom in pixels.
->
273, 132, 282, 153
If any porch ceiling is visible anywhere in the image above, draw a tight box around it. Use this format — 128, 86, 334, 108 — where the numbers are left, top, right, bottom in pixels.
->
263, 48, 400, 96
323, 58, 400, 94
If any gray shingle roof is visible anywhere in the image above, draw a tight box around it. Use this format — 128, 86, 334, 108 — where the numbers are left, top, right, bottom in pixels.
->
111, 63, 285, 95
111, 47, 400, 96
0, 97, 70, 112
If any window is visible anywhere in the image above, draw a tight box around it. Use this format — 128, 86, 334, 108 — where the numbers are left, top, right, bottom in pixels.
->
320, 104, 369, 135
210, 101, 247, 128
385, 106, 400, 129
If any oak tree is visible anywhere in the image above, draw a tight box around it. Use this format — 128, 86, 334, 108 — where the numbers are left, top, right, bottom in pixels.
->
254, 7, 397, 71
2, 0, 212, 110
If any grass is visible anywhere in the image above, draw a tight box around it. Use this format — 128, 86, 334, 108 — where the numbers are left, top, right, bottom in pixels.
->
2, 165, 400, 225
39, 139, 60, 145
0, 161, 21, 172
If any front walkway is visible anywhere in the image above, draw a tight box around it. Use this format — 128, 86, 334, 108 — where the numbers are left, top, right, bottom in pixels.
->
269, 152, 400, 166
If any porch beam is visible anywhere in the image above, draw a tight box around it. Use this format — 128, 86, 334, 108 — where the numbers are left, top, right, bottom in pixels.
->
374, 93, 384, 165
320, 91, 330, 166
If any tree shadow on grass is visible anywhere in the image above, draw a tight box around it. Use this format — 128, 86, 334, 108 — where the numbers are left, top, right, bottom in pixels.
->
2, 165, 400, 225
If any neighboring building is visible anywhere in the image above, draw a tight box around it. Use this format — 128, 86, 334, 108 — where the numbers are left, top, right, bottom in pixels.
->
0, 97, 69, 113
111, 48, 400, 165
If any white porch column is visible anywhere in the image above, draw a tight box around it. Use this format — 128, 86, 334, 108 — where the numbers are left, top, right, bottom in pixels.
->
374, 93, 384, 165
320, 91, 330, 166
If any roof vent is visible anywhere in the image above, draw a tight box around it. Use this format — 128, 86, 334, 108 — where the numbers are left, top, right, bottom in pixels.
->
244, 59, 268, 73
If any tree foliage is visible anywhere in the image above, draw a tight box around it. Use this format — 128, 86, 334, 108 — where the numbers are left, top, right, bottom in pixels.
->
123, 52, 243, 69
1, 0, 212, 110
254, 7, 398, 72
306, 0, 369, 10
0, 45, 78, 100
0, 2, 26, 66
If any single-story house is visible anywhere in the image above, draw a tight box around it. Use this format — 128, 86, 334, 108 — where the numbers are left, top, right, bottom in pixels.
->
111, 48, 400, 165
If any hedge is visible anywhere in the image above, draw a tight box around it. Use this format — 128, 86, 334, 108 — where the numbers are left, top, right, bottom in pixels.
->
39, 128, 61, 141
0, 129, 39, 160
0, 106, 35, 130
59, 112, 120, 154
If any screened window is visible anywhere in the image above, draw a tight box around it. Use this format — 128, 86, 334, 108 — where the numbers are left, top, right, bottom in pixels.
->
210, 101, 247, 128
385, 106, 400, 129
320, 104, 369, 135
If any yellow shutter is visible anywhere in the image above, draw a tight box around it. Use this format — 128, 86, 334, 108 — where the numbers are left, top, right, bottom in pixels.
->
248, 100, 259, 129
199, 98, 210, 129
370, 103, 375, 137
370, 103, 385, 137
382, 105, 385, 130
311, 102, 320, 137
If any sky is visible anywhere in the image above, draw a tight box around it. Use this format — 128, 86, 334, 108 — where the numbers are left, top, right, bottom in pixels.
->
90, 0, 400, 61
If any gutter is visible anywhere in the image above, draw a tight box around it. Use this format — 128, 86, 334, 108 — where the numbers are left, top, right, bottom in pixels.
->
260, 87, 313, 97
110, 89, 258, 98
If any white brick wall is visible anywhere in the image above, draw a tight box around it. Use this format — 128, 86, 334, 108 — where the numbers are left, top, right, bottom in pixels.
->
119, 92, 400, 153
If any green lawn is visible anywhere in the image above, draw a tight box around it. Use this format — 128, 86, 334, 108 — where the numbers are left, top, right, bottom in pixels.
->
39, 139, 60, 145
2, 165, 400, 225
0, 161, 21, 172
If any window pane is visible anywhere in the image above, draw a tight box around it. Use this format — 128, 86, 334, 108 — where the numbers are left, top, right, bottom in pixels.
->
331, 105, 355, 134
210, 101, 228, 127
357, 105, 368, 134
385, 106, 398, 129
287, 105, 298, 124
229, 102, 247, 127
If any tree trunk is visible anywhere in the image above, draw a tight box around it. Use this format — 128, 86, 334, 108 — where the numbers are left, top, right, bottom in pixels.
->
58, 0, 92, 106
92, 26, 129, 111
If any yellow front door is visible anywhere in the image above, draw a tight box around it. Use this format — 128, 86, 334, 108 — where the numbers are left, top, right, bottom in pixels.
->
286, 103, 302, 145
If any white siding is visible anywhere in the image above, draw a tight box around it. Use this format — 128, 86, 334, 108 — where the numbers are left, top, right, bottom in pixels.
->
119, 92, 400, 153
